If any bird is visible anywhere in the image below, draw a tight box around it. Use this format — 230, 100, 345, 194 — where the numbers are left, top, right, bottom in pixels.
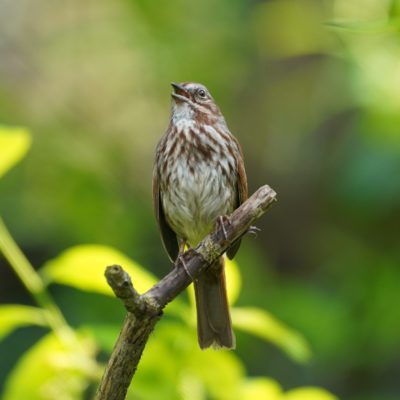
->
153, 82, 248, 349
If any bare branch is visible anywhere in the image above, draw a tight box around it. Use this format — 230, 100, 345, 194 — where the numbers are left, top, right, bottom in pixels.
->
105, 265, 142, 314
95, 185, 277, 400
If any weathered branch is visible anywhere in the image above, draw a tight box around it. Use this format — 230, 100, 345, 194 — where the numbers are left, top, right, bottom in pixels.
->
95, 185, 277, 400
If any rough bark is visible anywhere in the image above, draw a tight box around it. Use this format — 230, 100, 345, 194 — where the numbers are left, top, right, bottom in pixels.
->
95, 185, 277, 400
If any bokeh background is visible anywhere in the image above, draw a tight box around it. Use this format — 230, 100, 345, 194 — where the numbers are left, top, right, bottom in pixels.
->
1, 0, 400, 399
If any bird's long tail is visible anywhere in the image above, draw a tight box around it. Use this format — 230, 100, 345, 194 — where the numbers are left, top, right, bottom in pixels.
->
193, 256, 235, 349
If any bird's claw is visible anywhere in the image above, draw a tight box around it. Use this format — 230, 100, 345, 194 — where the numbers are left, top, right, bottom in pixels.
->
176, 253, 194, 280
217, 215, 232, 241
247, 225, 261, 238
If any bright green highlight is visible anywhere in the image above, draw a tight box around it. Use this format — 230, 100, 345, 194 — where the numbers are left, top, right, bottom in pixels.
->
0, 305, 47, 341
41, 244, 157, 295
0, 123, 336, 400
2, 332, 100, 400
0, 126, 31, 178
232, 307, 311, 363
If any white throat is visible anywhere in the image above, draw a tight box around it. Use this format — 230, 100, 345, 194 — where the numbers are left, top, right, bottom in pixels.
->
172, 101, 194, 124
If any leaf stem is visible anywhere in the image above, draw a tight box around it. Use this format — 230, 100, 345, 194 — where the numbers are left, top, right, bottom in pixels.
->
0, 217, 76, 345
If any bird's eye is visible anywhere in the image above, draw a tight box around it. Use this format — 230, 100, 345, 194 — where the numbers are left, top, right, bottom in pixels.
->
197, 89, 206, 98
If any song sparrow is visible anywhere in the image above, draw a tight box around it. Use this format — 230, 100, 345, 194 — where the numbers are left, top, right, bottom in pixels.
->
153, 82, 248, 349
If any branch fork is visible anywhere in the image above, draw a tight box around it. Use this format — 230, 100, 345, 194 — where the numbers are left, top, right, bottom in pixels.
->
96, 185, 277, 400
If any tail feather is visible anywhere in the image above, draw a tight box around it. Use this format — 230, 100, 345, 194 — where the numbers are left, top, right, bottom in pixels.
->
194, 256, 235, 349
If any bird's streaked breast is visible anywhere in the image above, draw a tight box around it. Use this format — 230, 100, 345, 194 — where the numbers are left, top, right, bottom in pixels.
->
156, 121, 238, 245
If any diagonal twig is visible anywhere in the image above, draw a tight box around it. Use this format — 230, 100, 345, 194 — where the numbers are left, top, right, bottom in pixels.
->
95, 185, 277, 400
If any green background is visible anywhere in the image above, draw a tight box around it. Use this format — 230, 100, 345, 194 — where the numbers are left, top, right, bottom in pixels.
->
1, 0, 400, 399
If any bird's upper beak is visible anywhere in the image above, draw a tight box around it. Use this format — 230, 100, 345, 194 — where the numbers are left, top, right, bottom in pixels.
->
171, 82, 190, 103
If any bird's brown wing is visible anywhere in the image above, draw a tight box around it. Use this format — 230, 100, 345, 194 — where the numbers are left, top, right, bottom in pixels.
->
226, 139, 248, 260
153, 167, 179, 262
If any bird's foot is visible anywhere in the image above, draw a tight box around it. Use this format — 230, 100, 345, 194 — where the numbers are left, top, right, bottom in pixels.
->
216, 215, 232, 241
176, 252, 194, 280
246, 225, 261, 238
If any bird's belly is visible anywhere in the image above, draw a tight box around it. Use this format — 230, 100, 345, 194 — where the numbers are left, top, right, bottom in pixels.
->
162, 161, 236, 245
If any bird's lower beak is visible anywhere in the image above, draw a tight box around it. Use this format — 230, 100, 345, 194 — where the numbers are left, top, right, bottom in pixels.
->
171, 82, 190, 102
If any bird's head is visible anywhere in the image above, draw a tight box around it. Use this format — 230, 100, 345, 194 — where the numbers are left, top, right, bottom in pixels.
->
170, 82, 225, 125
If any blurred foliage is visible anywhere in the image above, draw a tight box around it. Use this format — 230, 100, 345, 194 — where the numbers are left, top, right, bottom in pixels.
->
1, 0, 400, 399
0, 130, 334, 398
0, 126, 31, 178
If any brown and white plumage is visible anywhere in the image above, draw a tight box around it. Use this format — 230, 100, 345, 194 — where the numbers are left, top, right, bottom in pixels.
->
153, 82, 248, 349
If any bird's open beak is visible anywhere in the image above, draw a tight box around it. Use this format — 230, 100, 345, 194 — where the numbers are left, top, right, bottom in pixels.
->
171, 82, 189, 102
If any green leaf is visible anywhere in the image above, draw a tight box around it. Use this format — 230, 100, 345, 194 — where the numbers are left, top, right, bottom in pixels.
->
283, 387, 338, 400
240, 377, 282, 400
128, 322, 186, 400
41, 245, 157, 295
2, 331, 99, 400
129, 320, 245, 400
0, 126, 31, 178
185, 349, 245, 399
0, 305, 47, 341
231, 307, 311, 363
186, 343, 245, 400
225, 257, 242, 306
81, 323, 120, 353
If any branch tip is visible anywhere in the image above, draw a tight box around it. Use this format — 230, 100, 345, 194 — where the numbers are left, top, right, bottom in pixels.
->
105, 264, 142, 314
96, 184, 278, 400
